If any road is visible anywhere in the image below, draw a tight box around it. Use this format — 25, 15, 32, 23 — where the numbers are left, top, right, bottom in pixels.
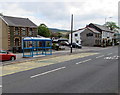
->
2, 46, 119, 94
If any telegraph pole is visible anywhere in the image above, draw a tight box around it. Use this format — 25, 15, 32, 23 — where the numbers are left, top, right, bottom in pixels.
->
70, 14, 73, 53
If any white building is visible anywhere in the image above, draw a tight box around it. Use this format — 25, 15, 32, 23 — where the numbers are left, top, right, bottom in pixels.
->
69, 23, 115, 47
102, 31, 114, 40
69, 29, 85, 45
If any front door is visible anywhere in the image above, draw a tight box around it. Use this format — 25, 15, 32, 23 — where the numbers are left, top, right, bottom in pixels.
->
14, 38, 20, 52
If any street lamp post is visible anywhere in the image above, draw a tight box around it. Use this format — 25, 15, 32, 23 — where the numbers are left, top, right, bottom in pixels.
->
70, 14, 73, 53
105, 17, 112, 24
105, 18, 107, 24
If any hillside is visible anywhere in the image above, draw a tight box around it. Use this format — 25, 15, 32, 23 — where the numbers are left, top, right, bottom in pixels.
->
49, 28, 70, 33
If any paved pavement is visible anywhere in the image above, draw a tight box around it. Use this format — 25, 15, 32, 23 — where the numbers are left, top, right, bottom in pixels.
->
2, 46, 119, 94
2, 46, 112, 65
1, 46, 113, 76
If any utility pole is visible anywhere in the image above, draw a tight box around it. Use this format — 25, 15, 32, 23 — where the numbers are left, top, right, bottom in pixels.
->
70, 14, 73, 53
105, 17, 112, 24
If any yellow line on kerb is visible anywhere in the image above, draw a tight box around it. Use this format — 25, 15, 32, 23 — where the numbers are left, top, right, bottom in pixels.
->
1, 66, 46, 77
1, 53, 99, 77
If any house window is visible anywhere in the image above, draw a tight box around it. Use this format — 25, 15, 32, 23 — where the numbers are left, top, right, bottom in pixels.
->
15, 27, 19, 35
95, 34, 98, 38
76, 40, 79, 43
98, 34, 99, 38
95, 40, 98, 44
86, 33, 93, 37
21, 28, 26, 35
15, 38, 19, 46
29, 28, 33, 36
99, 34, 101, 38
104, 32, 107, 37
96, 34, 99, 38
75, 34, 78, 36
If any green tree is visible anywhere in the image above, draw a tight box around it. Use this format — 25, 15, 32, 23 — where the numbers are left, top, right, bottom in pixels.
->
57, 32, 63, 38
104, 21, 120, 31
50, 32, 57, 38
50, 32, 63, 38
38, 24, 50, 37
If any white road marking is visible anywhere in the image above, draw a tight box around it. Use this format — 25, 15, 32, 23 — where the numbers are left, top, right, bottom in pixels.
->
76, 61, 82, 64
104, 56, 119, 60
30, 67, 66, 78
96, 55, 104, 58
76, 59, 92, 64
104, 57, 111, 59
0, 85, 2, 88
82, 59, 92, 62
107, 53, 112, 55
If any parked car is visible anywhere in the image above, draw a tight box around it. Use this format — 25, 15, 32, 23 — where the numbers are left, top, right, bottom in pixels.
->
64, 41, 70, 46
72, 43, 82, 48
0, 49, 16, 61
60, 41, 70, 46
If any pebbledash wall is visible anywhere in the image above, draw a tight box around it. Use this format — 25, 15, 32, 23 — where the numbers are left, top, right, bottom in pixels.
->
80, 28, 101, 46
0, 17, 2, 49
0, 18, 9, 50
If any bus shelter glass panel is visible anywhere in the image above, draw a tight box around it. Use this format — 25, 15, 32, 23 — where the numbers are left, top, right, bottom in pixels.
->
23, 38, 52, 57
45, 41, 52, 55
23, 41, 33, 57
33, 41, 42, 55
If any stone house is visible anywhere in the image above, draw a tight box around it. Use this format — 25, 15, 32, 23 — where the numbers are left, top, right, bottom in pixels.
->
88, 23, 114, 46
69, 23, 114, 47
80, 27, 101, 46
69, 27, 101, 46
0, 14, 37, 52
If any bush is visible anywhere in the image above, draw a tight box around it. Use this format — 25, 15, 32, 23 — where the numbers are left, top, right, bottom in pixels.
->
52, 43, 59, 50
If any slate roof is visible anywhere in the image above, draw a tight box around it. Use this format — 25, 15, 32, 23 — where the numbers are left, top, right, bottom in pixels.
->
90, 23, 112, 32
87, 27, 100, 34
1, 15, 37, 28
73, 26, 100, 34
73, 27, 86, 33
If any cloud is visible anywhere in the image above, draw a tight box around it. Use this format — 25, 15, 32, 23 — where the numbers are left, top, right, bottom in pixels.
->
0, 0, 119, 30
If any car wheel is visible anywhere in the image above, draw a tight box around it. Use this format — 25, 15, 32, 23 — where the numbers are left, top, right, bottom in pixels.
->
11, 56, 15, 61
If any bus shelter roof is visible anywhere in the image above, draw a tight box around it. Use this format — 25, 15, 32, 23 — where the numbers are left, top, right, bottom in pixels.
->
23, 37, 52, 41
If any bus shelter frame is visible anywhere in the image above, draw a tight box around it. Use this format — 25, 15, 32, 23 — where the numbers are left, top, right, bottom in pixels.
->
22, 37, 52, 57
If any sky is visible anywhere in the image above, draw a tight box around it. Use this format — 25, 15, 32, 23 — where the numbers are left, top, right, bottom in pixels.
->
0, 0, 119, 30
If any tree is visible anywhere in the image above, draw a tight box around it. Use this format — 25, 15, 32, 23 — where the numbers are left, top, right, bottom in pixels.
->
50, 32, 63, 38
38, 24, 50, 37
50, 32, 58, 38
57, 32, 63, 38
104, 21, 120, 31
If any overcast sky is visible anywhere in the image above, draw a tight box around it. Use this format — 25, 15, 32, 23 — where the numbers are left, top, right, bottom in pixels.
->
0, 0, 119, 30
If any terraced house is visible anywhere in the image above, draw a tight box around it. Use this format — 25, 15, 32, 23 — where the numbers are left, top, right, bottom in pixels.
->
0, 14, 37, 52
69, 23, 115, 47
88, 23, 114, 46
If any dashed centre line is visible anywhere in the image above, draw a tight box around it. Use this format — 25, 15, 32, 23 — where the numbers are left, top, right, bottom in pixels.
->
96, 55, 104, 58
30, 66, 66, 78
76, 59, 92, 64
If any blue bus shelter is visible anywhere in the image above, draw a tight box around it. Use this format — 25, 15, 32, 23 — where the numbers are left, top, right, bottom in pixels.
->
22, 37, 52, 57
